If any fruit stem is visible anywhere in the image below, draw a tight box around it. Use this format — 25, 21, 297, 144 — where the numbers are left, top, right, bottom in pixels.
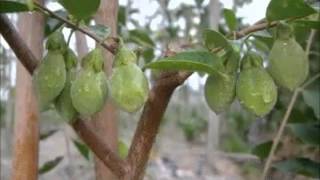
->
67, 29, 74, 47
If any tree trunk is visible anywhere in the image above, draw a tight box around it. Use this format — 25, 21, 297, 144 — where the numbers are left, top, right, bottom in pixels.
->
207, 0, 221, 168
11, 2, 44, 179
75, 31, 89, 59
92, 0, 119, 179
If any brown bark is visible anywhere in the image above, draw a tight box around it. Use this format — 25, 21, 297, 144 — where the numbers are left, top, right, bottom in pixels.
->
11, 2, 44, 179
72, 120, 128, 178
126, 72, 191, 179
91, 0, 119, 179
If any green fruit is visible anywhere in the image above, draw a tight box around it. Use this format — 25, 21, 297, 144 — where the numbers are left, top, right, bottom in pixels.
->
237, 67, 277, 116
241, 52, 263, 70
205, 72, 236, 113
33, 50, 66, 111
223, 49, 240, 74
110, 63, 149, 112
268, 38, 308, 91
64, 48, 78, 70
81, 48, 104, 72
71, 70, 108, 117
46, 32, 67, 52
114, 45, 137, 67
55, 70, 77, 121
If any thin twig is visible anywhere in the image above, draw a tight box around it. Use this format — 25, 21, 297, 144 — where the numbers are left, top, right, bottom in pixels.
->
66, 29, 74, 47
301, 73, 320, 89
33, 2, 117, 54
306, 29, 316, 55
261, 89, 299, 179
261, 73, 320, 179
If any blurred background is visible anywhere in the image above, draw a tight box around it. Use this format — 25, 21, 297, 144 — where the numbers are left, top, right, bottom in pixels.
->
1, 0, 319, 179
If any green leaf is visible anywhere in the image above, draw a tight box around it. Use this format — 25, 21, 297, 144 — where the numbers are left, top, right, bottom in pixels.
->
273, 158, 320, 177
44, 10, 67, 37
294, 20, 320, 30
118, 140, 128, 159
223, 8, 237, 31
87, 24, 110, 40
303, 87, 320, 119
39, 129, 58, 141
0, 1, 30, 13
38, 156, 63, 175
128, 30, 154, 47
58, 0, 100, 20
251, 38, 270, 53
266, 0, 316, 22
143, 51, 223, 74
252, 35, 274, 49
252, 141, 273, 160
118, 6, 126, 26
289, 122, 320, 146
203, 29, 232, 52
142, 48, 155, 64
73, 140, 90, 161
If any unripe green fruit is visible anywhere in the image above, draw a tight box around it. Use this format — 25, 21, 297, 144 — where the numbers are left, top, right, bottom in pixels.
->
81, 48, 104, 72
114, 45, 137, 66
71, 70, 108, 117
46, 32, 67, 52
55, 70, 77, 121
268, 38, 309, 91
33, 50, 66, 111
110, 63, 149, 112
237, 67, 277, 116
64, 48, 78, 70
204, 72, 236, 113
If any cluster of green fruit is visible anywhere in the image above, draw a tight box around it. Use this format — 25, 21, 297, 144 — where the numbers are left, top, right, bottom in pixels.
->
33, 32, 149, 122
205, 23, 309, 116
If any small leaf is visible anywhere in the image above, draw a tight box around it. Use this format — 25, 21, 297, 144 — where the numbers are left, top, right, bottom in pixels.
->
128, 30, 154, 47
252, 35, 274, 49
289, 122, 320, 146
266, 0, 316, 22
40, 129, 58, 141
118, 140, 128, 159
59, 0, 100, 20
203, 29, 232, 52
73, 140, 90, 160
118, 6, 126, 26
38, 156, 63, 175
44, 10, 67, 37
142, 48, 155, 64
273, 158, 320, 177
87, 24, 111, 40
0, 1, 30, 13
144, 51, 223, 74
251, 38, 270, 53
223, 8, 237, 31
294, 20, 320, 30
252, 141, 273, 160
303, 87, 320, 119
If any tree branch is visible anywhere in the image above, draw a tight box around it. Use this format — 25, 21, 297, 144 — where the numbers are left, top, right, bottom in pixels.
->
72, 119, 128, 178
126, 71, 191, 179
0, 14, 38, 74
232, 21, 278, 39
33, 2, 118, 54
0, 14, 127, 179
